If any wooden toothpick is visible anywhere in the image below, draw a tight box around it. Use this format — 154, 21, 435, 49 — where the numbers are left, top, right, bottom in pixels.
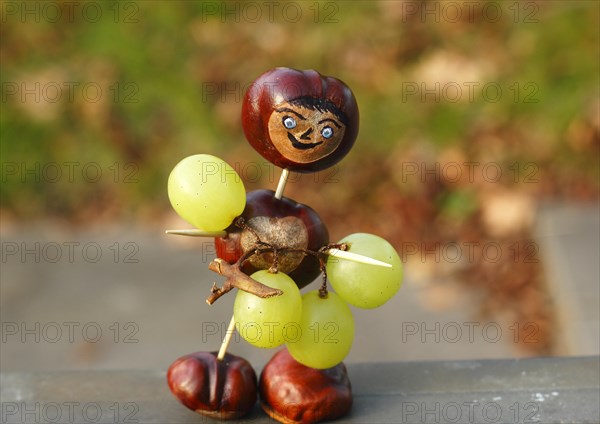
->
324, 248, 393, 268
217, 315, 236, 361
165, 229, 227, 238
274, 168, 290, 200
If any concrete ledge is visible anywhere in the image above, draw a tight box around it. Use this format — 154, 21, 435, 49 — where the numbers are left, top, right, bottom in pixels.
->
1, 356, 598, 423
536, 204, 600, 356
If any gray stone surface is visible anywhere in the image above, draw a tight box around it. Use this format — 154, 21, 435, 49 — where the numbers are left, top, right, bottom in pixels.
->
2, 202, 598, 373
1, 222, 519, 373
536, 203, 600, 356
1, 356, 599, 423
2, 205, 599, 423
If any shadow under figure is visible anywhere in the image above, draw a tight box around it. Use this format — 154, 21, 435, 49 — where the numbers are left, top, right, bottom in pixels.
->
165, 67, 403, 423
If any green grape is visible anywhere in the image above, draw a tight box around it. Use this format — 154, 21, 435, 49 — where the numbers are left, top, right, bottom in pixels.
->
326, 233, 403, 309
167, 154, 246, 231
234, 270, 302, 349
286, 290, 354, 369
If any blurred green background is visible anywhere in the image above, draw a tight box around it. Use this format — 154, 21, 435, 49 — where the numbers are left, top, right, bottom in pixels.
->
2, 1, 597, 222
1, 1, 599, 355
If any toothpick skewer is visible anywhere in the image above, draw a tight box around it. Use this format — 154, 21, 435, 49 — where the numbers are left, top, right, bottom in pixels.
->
165, 229, 227, 238
212, 169, 290, 361
324, 248, 393, 268
273, 168, 390, 268
217, 315, 236, 361
274, 168, 290, 200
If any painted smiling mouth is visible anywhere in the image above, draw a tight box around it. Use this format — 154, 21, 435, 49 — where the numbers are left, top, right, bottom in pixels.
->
287, 133, 323, 150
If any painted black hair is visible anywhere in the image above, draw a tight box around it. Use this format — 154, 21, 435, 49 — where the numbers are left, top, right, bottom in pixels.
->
288, 96, 349, 126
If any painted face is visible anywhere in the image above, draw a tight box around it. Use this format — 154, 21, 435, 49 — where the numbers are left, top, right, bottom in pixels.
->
243, 68, 359, 172
267, 102, 347, 164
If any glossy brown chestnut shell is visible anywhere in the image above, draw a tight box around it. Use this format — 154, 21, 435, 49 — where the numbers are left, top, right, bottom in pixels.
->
215, 189, 329, 288
259, 349, 353, 424
242, 67, 359, 173
167, 351, 257, 419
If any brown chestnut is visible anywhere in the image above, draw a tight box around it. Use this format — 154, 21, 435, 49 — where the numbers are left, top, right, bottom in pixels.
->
259, 349, 352, 424
215, 189, 329, 288
242, 67, 359, 173
167, 351, 257, 419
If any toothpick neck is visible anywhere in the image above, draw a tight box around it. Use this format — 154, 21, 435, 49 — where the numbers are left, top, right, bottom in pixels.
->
274, 168, 290, 200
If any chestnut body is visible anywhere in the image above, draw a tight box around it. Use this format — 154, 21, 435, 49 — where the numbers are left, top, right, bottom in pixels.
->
259, 349, 353, 424
167, 351, 257, 419
215, 189, 329, 288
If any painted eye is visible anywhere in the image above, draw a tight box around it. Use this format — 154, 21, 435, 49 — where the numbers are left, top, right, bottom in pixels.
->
321, 126, 334, 139
283, 116, 296, 129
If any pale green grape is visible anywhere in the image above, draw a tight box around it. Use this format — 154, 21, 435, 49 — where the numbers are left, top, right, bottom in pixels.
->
286, 290, 354, 369
167, 154, 246, 231
326, 233, 403, 309
234, 270, 302, 349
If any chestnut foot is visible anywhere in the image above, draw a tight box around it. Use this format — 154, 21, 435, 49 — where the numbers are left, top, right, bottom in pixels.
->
259, 349, 352, 424
167, 351, 257, 419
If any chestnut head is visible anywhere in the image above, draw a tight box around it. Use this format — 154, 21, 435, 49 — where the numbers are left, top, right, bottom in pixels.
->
242, 67, 359, 173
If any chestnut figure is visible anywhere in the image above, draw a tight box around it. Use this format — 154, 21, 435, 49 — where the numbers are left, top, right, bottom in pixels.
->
259, 349, 353, 424
242, 67, 359, 173
215, 189, 329, 288
166, 68, 364, 423
167, 351, 257, 419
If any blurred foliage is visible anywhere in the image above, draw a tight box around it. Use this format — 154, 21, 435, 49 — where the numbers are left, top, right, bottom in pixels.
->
1, 0, 598, 224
